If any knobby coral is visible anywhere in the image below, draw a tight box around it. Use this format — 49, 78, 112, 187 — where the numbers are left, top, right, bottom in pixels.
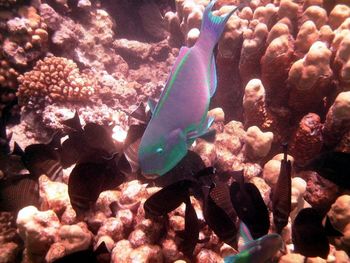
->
17, 56, 97, 109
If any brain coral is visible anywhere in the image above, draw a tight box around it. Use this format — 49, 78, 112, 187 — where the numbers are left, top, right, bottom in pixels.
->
17, 56, 96, 109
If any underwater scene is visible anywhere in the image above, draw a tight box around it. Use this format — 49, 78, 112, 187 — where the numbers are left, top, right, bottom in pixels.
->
1, 0, 350, 262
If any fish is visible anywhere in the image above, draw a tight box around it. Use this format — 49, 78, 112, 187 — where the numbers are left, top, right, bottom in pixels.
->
0, 174, 39, 212
144, 179, 193, 218
230, 170, 269, 239
60, 113, 120, 167
119, 124, 147, 174
144, 179, 199, 258
152, 150, 206, 187
195, 166, 238, 246
272, 143, 292, 234
52, 248, 98, 263
14, 133, 63, 182
138, 0, 241, 176
303, 151, 350, 189
203, 181, 238, 247
292, 208, 329, 259
176, 196, 200, 257
68, 150, 124, 214
224, 222, 283, 263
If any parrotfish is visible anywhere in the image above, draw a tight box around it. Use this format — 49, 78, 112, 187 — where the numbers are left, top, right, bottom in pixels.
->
224, 222, 283, 263
138, 0, 241, 176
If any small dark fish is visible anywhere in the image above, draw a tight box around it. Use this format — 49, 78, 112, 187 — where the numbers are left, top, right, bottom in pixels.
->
152, 150, 206, 187
177, 196, 200, 258
120, 124, 147, 174
272, 144, 292, 234
292, 208, 329, 259
68, 151, 124, 214
52, 248, 98, 263
0, 174, 39, 212
0, 117, 11, 155
193, 167, 238, 247
304, 151, 350, 189
323, 216, 343, 237
230, 170, 269, 239
144, 179, 198, 258
62, 111, 83, 132
14, 133, 63, 182
94, 240, 111, 263
144, 180, 193, 218
60, 113, 120, 167
204, 182, 238, 247
129, 102, 151, 124
83, 123, 120, 155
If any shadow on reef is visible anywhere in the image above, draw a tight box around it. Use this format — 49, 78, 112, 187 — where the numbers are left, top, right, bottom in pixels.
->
101, 0, 171, 43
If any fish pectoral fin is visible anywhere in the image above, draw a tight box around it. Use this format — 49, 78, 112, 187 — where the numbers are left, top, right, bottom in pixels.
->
147, 98, 158, 114
186, 116, 216, 142
187, 128, 216, 143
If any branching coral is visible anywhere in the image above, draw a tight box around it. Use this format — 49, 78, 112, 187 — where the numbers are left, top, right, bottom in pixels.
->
17, 56, 97, 109
1, 6, 48, 67
0, 56, 20, 117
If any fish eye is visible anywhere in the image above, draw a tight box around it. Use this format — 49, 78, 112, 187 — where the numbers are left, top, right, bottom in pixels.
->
156, 147, 163, 154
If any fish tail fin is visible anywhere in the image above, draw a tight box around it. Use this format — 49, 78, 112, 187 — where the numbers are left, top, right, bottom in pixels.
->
197, 0, 241, 48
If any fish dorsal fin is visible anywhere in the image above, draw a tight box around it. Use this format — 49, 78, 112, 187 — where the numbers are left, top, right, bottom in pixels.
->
153, 46, 191, 116
162, 46, 190, 88
239, 222, 253, 251
209, 54, 217, 97
12, 142, 24, 157
147, 98, 158, 114
173, 46, 190, 70
62, 111, 83, 132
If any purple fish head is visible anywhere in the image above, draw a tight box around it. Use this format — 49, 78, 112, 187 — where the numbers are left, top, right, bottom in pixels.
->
138, 128, 188, 177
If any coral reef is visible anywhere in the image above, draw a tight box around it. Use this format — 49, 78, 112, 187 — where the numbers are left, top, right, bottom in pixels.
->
17, 56, 97, 109
2, 0, 350, 262
1, 6, 48, 67
289, 113, 323, 166
323, 91, 350, 148
287, 41, 333, 117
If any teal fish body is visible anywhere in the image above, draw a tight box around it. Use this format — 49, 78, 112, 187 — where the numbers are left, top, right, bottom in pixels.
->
139, 0, 240, 176
224, 223, 283, 263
